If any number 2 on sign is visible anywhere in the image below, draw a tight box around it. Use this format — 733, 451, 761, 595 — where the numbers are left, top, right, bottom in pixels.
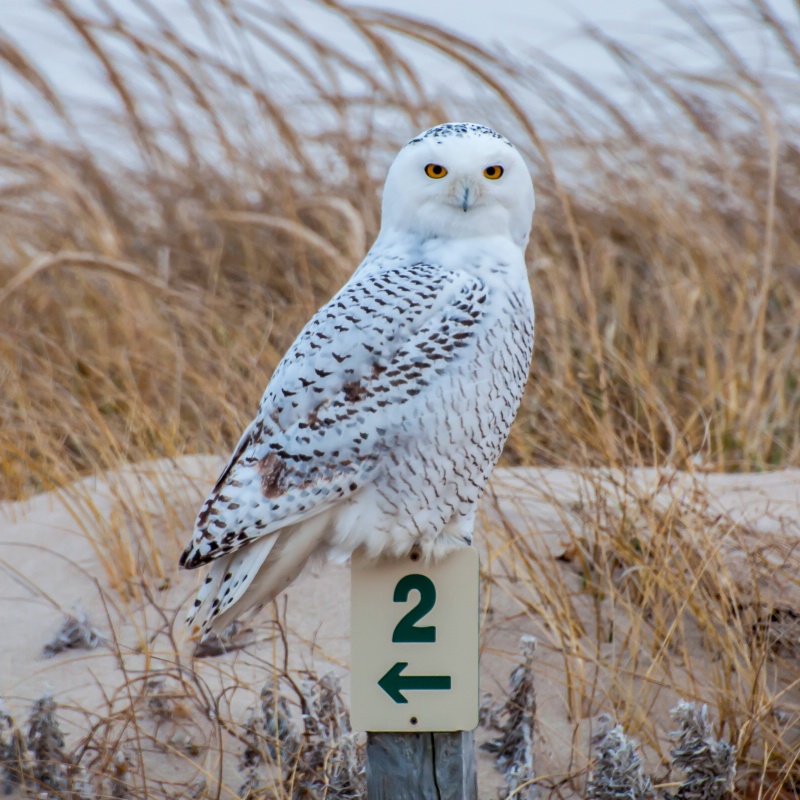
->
392, 574, 436, 643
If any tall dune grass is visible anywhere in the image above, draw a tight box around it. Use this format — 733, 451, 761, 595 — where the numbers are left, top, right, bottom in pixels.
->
2, 1, 800, 795
482, 466, 800, 793
2, 0, 799, 503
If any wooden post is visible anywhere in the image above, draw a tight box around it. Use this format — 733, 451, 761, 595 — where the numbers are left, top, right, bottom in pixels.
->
366, 730, 477, 800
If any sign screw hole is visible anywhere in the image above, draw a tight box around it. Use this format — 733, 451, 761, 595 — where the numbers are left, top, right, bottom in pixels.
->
410, 717, 418, 725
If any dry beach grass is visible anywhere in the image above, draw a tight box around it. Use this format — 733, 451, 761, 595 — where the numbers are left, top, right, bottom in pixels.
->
1, 0, 799, 796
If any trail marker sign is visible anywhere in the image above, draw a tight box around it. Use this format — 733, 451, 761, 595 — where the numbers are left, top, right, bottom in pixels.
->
350, 546, 479, 732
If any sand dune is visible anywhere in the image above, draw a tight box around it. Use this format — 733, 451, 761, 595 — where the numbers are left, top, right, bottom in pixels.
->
1, 458, 798, 796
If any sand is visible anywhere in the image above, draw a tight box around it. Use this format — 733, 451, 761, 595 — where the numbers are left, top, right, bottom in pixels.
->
1, 457, 798, 797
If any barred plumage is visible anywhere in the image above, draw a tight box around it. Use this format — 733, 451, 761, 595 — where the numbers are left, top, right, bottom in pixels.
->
180, 123, 536, 637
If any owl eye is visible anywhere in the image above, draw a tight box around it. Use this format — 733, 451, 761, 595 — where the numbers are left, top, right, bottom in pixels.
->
424, 163, 448, 179
483, 165, 504, 180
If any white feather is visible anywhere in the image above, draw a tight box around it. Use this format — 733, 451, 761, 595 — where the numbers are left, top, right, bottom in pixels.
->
181, 122, 536, 639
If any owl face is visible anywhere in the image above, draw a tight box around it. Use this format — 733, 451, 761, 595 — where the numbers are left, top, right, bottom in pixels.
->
380, 123, 535, 250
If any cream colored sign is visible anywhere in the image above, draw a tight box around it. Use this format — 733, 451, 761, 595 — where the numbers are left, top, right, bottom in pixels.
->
350, 547, 479, 732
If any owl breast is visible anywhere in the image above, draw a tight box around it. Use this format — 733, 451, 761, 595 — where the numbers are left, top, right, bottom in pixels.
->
329, 274, 534, 560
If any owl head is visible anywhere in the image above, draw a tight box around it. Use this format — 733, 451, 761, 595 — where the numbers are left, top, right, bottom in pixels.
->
379, 123, 535, 250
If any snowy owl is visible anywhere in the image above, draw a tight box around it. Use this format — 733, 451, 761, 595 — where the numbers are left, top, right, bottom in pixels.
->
180, 122, 535, 637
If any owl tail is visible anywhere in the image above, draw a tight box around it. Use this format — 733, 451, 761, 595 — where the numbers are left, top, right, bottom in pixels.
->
188, 512, 332, 639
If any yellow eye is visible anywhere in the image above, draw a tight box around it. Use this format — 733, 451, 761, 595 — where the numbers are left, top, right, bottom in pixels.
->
483, 165, 504, 180
424, 163, 448, 179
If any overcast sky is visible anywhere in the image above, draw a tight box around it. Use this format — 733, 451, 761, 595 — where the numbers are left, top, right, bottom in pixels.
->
2, 0, 797, 145
4, 0, 798, 90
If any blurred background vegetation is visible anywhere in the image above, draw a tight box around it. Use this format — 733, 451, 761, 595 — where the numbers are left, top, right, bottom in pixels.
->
2, 3, 800, 795
1, 0, 798, 498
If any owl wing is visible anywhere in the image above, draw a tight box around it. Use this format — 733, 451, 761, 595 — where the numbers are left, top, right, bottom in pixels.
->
179, 261, 489, 570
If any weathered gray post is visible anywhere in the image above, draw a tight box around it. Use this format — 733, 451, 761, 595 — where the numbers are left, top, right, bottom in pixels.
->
351, 548, 480, 799
366, 731, 477, 800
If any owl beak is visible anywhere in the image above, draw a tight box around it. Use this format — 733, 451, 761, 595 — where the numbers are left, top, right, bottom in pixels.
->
452, 178, 479, 212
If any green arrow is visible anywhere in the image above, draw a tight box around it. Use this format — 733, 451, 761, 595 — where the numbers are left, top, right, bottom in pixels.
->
378, 662, 452, 704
